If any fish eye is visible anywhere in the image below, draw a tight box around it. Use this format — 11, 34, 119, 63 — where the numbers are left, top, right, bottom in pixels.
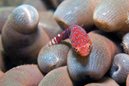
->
74, 48, 79, 52
89, 45, 92, 50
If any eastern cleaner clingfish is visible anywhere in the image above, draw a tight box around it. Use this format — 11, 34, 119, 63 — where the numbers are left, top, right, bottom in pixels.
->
48, 25, 92, 57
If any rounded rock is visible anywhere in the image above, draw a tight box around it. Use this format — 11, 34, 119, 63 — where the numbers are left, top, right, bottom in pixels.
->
38, 44, 69, 74
67, 32, 118, 85
39, 66, 73, 86
110, 53, 129, 83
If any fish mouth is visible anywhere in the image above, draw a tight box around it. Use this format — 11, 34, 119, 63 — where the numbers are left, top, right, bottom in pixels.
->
74, 44, 92, 57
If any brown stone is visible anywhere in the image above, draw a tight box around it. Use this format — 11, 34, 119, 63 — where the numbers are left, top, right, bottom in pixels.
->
0, 65, 43, 86
38, 44, 70, 74
39, 66, 73, 86
67, 32, 118, 85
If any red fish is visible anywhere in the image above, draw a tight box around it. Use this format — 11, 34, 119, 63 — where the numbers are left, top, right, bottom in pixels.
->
70, 25, 92, 57
48, 25, 92, 57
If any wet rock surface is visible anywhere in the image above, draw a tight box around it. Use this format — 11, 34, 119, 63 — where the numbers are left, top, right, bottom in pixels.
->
39, 66, 73, 86
110, 53, 129, 83
67, 32, 118, 85
38, 44, 70, 74
0, 0, 129, 86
